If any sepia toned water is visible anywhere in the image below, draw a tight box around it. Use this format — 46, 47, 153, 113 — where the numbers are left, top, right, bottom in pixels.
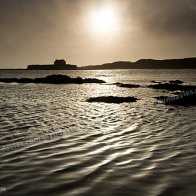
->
0, 70, 196, 196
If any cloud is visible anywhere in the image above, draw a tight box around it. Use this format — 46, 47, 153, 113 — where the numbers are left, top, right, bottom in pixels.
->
127, 0, 196, 36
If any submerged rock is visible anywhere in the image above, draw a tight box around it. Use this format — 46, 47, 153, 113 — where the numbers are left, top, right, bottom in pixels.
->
151, 80, 162, 84
83, 78, 106, 83
148, 82, 196, 91
115, 83, 140, 88
169, 80, 184, 84
0, 74, 106, 84
87, 96, 138, 104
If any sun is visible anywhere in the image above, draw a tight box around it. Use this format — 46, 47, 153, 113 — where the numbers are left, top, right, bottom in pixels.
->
90, 6, 119, 34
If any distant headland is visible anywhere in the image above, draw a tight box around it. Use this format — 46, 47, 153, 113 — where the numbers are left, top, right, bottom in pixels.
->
27, 59, 77, 70
79, 57, 196, 70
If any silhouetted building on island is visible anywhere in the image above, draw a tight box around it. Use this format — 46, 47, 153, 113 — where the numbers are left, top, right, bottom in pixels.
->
54, 59, 66, 66
27, 59, 77, 70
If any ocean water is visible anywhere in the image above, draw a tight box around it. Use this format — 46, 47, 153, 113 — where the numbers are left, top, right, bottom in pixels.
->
0, 69, 196, 196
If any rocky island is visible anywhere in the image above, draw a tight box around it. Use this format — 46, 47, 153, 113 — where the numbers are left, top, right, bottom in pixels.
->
27, 59, 77, 70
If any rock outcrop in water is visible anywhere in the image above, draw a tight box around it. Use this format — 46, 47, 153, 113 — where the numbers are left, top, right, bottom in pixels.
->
115, 83, 141, 88
0, 74, 106, 84
168, 80, 184, 84
148, 82, 196, 91
150, 81, 196, 106
87, 96, 138, 104
155, 93, 196, 106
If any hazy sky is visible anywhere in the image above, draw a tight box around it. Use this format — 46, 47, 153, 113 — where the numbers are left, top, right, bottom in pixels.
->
0, 0, 196, 68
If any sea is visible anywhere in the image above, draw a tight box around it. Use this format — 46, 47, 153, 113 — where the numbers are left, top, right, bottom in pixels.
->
0, 69, 196, 196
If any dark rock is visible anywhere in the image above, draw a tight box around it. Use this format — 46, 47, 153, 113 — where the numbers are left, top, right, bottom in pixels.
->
151, 81, 161, 84
148, 82, 196, 91
173, 91, 183, 95
83, 78, 106, 83
155, 96, 169, 102
0, 78, 18, 83
0, 74, 106, 84
0, 77, 34, 83
18, 78, 34, 83
115, 83, 140, 88
169, 80, 184, 84
168, 108, 175, 111
87, 96, 138, 104
155, 91, 196, 106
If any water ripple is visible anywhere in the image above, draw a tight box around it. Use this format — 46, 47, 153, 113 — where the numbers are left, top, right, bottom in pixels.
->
0, 70, 196, 195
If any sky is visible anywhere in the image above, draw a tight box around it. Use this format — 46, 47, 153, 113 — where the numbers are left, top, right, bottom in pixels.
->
0, 0, 196, 68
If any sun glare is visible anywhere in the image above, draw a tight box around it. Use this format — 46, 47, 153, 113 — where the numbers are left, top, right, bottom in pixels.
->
90, 5, 119, 34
